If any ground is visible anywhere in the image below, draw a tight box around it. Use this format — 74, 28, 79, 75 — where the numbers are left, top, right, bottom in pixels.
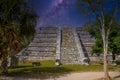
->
53, 72, 120, 80
1, 71, 120, 80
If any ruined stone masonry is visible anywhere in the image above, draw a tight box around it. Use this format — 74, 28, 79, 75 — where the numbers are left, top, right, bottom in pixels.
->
18, 26, 95, 64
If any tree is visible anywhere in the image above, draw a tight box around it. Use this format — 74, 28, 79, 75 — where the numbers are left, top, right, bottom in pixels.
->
19, 5, 38, 47
0, 23, 22, 73
0, 0, 38, 74
77, 0, 120, 79
87, 22, 120, 61
108, 24, 120, 61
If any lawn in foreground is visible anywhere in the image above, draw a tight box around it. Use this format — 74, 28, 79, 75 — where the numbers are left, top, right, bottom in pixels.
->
7, 60, 120, 78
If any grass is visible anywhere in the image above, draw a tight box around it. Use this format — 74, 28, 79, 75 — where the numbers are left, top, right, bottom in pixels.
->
6, 60, 120, 78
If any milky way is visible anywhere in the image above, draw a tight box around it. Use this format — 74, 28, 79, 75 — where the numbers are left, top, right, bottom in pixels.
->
36, 0, 76, 29
29, 0, 120, 31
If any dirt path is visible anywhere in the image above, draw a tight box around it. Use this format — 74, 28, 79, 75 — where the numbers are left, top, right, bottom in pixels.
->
0, 72, 120, 80
50, 72, 120, 80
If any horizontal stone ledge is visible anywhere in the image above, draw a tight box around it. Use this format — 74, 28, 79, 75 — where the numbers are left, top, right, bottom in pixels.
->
78, 35, 92, 38
38, 31, 58, 34
40, 27, 58, 30
29, 43, 56, 47
39, 30, 57, 32
80, 39, 96, 42
35, 34, 57, 36
27, 54, 55, 56
33, 37, 57, 39
27, 47, 56, 51
35, 36, 57, 38
22, 51, 55, 54
32, 40, 57, 43
19, 56, 55, 60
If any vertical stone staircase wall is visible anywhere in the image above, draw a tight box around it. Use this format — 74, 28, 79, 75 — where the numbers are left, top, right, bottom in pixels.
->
73, 28, 86, 63
56, 27, 61, 60
19, 27, 58, 60
61, 27, 80, 64
76, 27, 95, 57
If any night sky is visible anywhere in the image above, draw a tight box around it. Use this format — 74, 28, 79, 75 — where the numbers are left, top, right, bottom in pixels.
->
28, 0, 120, 29
28, 0, 89, 29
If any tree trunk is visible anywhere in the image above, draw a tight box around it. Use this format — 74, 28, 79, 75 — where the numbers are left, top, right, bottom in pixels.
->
112, 52, 116, 61
1, 48, 8, 74
103, 45, 109, 80
103, 34, 110, 80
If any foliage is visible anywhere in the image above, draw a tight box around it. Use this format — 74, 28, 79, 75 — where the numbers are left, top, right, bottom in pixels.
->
87, 23, 120, 56
0, 0, 38, 74
109, 25, 120, 54
77, 0, 120, 79
19, 7, 38, 37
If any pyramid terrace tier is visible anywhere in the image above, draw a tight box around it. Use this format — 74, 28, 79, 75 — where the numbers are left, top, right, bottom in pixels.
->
27, 47, 56, 51
40, 27, 58, 30
78, 34, 92, 38
32, 38, 57, 43
38, 30, 57, 34
29, 43, 57, 47
80, 38, 96, 43
19, 56, 55, 60
23, 51, 55, 56
83, 43, 95, 47
35, 34, 57, 38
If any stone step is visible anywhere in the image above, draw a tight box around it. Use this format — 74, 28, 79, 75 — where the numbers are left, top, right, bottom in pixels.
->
81, 39, 95, 43
39, 31, 57, 34
61, 57, 79, 60
29, 53, 54, 56
61, 56, 79, 59
35, 34, 57, 38
33, 38, 57, 42
24, 51, 54, 54
27, 47, 56, 51
77, 31, 89, 34
35, 34, 57, 37
32, 39, 56, 43
40, 27, 58, 30
39, 29, 57, 33
61, 58, 79, 61
78, 35, 91, 38
29, 43, 56, 47
19, 56, 55, 60
83, 43, 95, 47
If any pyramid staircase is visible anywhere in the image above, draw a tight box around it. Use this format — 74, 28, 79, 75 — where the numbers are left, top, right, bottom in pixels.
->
60, 27, 84, 64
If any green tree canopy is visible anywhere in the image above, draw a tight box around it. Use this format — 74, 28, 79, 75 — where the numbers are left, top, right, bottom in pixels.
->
77, 0, 120, 79
87, 21, 120, 59
0, 0, 38, 74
